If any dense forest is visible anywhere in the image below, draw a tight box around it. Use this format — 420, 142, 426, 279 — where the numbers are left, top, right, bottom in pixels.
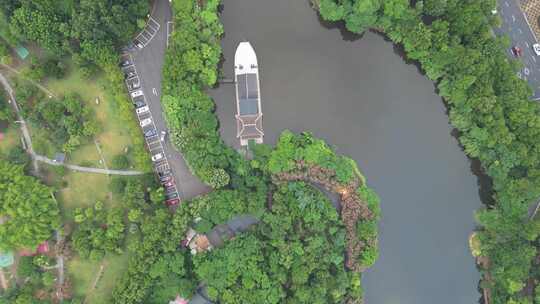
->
315, 0, 540, 303
0, 160, 60, 250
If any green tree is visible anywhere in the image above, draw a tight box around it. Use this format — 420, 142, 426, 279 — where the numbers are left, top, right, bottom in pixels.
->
0, 160, 60, 250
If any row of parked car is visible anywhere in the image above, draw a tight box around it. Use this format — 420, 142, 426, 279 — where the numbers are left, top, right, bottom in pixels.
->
121, 57, 180, 206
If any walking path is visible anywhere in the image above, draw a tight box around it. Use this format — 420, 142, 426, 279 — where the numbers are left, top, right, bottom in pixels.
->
0, 268, 8, 290
0, 72, 39, 173
35, 155, 143, 175
54, 229, 65, 303
0, 63, 57, 98
1, 71, 144, 176
93, 139, 110, 172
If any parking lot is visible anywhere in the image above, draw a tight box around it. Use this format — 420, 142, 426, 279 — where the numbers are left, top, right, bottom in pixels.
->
133, 17, 160, 49
120, 52, 180, 205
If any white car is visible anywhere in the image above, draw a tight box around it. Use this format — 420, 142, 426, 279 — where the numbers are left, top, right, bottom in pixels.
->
140, 118, 152, 127
160, 130, 167, 142
131, 90, 143, 98
533, 43, 540, 56
136, 105, 149, 114
151, 153, 164, 162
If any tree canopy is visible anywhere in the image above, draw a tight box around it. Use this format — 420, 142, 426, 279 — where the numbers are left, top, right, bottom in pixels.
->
194, 182, 363, 304
1, 0, 149, 64
0, 160, 60, 250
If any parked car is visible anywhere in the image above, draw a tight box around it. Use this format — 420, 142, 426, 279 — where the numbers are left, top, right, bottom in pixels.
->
165, 198, 180, 206
144, 129, 157, 138
122, 43, 136, 52
512, 46, 523, 57
133, 100, 146, 108
129, 80, 140, 90
125, 71, 136, 79
151, 153, 164, 162
533, 43, 540, 56
140, 118, 152, 127
158, 169, 171, 178
136, 105, 149, 114
160, 177, 172, 184
159, 174, 172, 183
131, 90, 143, 98
162, 179, 175, 188
120, 60, 131, 67
165, 192, 178, 200
160, 130, 167, 142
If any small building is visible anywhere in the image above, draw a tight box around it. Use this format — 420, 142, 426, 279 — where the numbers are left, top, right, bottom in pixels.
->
169, 295, 189, 304
0, 251, 14, 268
15, 45, 29, 60
53, 153, 66, 164
19, 241, 49, 257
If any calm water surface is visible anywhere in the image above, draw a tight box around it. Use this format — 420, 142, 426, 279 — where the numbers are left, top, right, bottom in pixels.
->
210, 0, 482, 302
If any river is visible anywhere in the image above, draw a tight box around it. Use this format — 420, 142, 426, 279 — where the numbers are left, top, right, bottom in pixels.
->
209, 0, 482, 303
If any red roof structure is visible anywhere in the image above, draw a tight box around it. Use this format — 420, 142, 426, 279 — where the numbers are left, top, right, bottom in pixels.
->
19, 241, 49, 256
37, 241, 49, 254
169, 295, 188, 304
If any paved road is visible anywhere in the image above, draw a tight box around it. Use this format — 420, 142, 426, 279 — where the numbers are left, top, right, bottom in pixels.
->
495, 0, 540, 99
129, 0, 210, 199
35, 155, 143, 175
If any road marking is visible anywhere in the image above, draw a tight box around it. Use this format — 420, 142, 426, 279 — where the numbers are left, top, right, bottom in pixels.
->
167, 22, 174, 47
153, 88, 158, 95
505, 1, 509, 7
518, 28, 523, 34
526, 41, 530, 48
524, 67, 530, 75
532, 56, 537, 62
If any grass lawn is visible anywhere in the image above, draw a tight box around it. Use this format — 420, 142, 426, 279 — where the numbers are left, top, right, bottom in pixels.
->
44, 61, 135, 169
0, 125, 19, 155
68, 252, 130, 304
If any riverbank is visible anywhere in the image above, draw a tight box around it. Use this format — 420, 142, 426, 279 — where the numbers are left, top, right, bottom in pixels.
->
210, 0, 481, 302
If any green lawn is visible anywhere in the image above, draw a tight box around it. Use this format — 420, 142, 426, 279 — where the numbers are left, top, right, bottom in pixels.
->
44, 60, 134, 169
68, 252, 130, 304
0, 125, 19, 155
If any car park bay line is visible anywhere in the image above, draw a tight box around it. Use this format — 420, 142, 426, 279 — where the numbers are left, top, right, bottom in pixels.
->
121, 53, 181, 201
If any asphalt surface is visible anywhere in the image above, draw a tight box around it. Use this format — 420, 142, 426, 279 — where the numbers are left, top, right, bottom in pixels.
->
494, 0, 540, 99
128, 0, 210, 199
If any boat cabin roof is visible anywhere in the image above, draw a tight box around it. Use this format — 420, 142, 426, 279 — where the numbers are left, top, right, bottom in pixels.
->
237, 73, 259, 115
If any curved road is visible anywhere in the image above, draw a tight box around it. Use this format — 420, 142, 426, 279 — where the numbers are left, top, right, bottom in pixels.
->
128, 0, 209, 199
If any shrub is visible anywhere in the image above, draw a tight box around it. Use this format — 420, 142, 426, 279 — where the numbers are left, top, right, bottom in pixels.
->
110, 177, 127, 194
17, 256, 37, 278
